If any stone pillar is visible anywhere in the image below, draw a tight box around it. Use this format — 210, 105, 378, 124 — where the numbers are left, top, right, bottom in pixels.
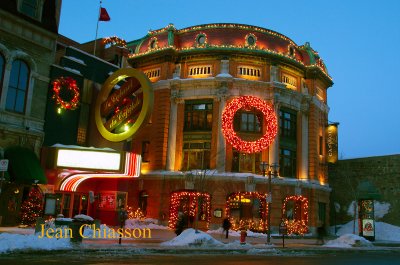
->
269, 94, 280, 167
166, 88, 182, 171
300, 112, 309, 180
216, 97, 227, 172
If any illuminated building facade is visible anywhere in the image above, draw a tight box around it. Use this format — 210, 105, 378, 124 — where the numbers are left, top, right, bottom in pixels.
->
43, 23, 333, 234
124, 23, 334, 233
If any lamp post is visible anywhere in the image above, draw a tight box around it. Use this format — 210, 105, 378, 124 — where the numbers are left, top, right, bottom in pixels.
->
259, 162, 279, 245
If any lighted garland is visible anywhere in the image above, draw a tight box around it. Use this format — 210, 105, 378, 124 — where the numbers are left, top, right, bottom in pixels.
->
103, 36, 127, 48
225, 192, 268, 232
221, 96, 277, 153
52, 77, 80, 110
282, 195, 309, 235
168, 191, 211, 229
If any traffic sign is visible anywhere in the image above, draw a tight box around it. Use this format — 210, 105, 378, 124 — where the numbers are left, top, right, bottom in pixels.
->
0, 159, 8, 172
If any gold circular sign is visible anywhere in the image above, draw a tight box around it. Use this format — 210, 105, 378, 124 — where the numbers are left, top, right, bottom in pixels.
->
95, 68, 154, 142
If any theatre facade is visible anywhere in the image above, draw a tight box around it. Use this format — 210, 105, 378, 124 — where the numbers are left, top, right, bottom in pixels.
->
43, 23, 334, 235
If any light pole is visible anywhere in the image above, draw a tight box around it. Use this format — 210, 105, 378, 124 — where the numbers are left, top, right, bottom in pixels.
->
259, 162, 279, 245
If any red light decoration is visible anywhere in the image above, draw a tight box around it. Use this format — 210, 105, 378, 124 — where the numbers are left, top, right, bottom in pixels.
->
221, 96, 277, 153
103, 36, 127, 48
52, 76, 80, 110
282, 195, 309, 235
168, 191, 211, 230
225, 192, 268, 232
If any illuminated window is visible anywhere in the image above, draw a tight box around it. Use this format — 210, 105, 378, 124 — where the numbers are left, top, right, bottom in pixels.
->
234, 110, 262, 133
182, 141, 211, 170
232, 151, 261, 173
188, 65, 212, 77
281, 73, 297, 89
184, 101, 213, 131
237, 66, 261, 78
144, 68, 161, 79
6, 60, 29, 113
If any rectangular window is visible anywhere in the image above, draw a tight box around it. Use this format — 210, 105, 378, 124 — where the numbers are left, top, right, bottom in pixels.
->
279, 109, 297, 140
182, 141, 211, 170
188, 65, 213, 77
144, 68, 161, 80
20, 0, 38, 18
279, 148, 297, 178
184, 101, 213, 131
232, 151, 261, 173
234, 111, 262, 133
237, 66, 261, 79
142, 141, 150, 162
281, 73, 297, 89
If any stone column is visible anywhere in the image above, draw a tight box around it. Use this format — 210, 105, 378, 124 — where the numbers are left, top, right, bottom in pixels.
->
300, 112, 309, 180
269, 93, 280, 167
214, 84, 229, 172
166, 88, 183, 171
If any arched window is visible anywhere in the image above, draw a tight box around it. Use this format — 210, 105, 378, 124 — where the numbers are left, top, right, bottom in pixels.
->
6, 60, 29, 113
0, 54, 5, 95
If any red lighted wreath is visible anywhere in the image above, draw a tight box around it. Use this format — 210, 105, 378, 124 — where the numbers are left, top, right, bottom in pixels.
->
221, 96, 277, 153
52, 77, 80, 110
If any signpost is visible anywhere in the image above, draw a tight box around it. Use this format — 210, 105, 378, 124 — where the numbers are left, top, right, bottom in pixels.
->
279, 220, 288, 248
0, 159, 9, 195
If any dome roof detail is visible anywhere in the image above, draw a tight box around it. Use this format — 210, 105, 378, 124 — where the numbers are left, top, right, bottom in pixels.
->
127, 23, 331, 80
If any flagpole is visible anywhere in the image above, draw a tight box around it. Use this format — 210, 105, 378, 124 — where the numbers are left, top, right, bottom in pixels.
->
93, 0, 102, 56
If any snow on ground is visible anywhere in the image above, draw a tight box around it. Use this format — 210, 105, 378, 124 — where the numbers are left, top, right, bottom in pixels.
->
125, 218, 168, 230
161, 228, 224, 247
0, 233, 71, 253
333, 220, 400, 242
207, 227, 279, 238
73, 214, 94, 222
324, 234, 373, 248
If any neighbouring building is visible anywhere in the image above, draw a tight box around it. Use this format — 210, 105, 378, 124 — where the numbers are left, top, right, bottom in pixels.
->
41, 23, 335, 235
0, 0, 61, 225
329, 154, 400, 228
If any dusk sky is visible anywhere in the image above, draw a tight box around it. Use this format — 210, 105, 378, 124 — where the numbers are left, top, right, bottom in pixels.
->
59, 0, 400, 159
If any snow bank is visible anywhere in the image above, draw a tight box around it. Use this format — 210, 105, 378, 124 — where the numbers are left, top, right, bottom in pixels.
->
207, 228, 276, 238
73, 214, 94, 222
125, 218, 168, 230
346, 201, 390, 220
324, 234, 373, 248
0, 233, 71, 253
334, 220, 400, 242
161, 228, 224, 247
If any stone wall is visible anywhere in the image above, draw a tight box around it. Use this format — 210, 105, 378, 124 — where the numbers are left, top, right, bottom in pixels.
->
329, 154, 400, 227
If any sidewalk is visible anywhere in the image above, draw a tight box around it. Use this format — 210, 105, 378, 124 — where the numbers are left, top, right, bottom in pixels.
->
1, 226, 400, 251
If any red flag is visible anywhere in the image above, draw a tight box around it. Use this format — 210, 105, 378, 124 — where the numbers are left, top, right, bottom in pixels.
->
99, 7, 110, 21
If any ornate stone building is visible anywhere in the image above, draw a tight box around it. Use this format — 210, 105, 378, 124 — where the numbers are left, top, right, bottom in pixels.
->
122, 23, 334, 233
43, 23, 334, 234
0, 0, 61, 225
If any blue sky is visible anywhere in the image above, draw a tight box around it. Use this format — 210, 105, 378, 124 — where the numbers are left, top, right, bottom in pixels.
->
59, 0, 400, 159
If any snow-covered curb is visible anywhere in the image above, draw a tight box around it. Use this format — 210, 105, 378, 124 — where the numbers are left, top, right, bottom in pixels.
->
0, 233, 72, 253
324, 234, 373, 248
161, 228, 224, 247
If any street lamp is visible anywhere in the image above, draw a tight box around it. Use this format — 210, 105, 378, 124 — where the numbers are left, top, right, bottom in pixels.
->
259, 162, 279, 245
